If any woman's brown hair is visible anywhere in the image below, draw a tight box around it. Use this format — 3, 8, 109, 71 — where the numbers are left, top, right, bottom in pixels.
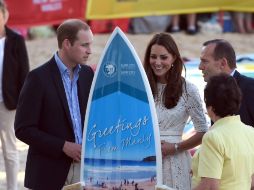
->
144, 33, 185, 109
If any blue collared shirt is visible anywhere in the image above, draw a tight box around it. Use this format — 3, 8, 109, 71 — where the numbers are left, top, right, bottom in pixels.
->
55, 53, 82, 144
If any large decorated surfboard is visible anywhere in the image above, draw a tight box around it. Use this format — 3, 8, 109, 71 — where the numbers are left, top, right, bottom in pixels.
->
81, 27, 162, 190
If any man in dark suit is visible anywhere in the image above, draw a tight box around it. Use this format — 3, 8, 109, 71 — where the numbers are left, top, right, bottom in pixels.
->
199, 39, 254, 127
0, 1, 29, 190
14, 19, 94, 190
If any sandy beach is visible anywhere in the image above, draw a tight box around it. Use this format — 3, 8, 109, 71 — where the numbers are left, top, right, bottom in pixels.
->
0, 31, 254, 189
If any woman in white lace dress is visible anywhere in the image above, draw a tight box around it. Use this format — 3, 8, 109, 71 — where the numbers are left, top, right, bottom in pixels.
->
143, 33, 208, 190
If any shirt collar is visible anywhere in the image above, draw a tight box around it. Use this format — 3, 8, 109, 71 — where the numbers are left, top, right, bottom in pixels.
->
54, 52, 81, 75
230, 69, 236, 76
211, 115, 240, 130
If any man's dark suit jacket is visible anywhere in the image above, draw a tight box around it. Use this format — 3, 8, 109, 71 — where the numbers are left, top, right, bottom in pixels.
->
14, 57, 94, 190
2, 27, 29, 110
234, 70, 254, 127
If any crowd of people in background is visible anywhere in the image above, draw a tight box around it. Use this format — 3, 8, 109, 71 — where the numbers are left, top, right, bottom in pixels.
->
129, 12, 253, 35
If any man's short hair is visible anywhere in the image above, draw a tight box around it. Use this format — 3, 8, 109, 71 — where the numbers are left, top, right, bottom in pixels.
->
56, 19, 90, 49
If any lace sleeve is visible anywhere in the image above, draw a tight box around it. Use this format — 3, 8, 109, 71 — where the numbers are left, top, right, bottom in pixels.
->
184, 81, 209, 132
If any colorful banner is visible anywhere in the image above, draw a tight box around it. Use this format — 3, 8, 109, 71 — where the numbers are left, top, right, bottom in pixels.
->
86, 0, 254, 19
6, 0, 87, 27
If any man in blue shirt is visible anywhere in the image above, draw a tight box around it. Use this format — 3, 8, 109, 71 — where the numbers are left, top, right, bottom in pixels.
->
14, 19, 94, 190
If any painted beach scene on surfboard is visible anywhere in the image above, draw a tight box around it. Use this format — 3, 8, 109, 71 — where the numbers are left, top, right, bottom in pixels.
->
81, 27, 162, 190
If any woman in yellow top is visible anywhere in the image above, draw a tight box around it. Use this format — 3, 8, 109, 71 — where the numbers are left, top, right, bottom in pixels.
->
192, 73, 254, 190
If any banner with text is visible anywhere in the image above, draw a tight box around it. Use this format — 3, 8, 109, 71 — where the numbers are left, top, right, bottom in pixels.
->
6, 0, 87, 27
86, 0, 254, 19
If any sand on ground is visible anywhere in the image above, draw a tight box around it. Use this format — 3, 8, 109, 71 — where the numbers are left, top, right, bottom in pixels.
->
0, 31, 253, 189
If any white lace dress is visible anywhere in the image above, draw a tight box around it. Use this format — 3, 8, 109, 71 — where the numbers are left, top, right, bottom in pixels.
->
155, 81, 208, 190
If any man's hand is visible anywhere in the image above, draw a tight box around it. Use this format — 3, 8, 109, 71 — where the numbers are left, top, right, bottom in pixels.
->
63, 141, 82, 162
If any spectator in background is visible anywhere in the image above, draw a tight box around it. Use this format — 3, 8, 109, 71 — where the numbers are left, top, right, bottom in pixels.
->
192, 73, 254, 190
129, 15, 171, 34
170, 14, 197, 35
199, 39, 254, 127
0, 1, 29, 190
144, 33, 208, 190
232, 12, 253, 33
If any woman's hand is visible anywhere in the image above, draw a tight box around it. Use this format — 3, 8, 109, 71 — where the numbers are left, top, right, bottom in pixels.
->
161, 140, 176, 158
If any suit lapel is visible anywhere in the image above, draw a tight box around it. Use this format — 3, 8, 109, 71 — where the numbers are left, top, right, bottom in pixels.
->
233, 70, 241, 86
49, 58, 73, 129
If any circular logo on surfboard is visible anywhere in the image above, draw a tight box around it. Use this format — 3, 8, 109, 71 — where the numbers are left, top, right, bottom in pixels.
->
103, 63, 117, 77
